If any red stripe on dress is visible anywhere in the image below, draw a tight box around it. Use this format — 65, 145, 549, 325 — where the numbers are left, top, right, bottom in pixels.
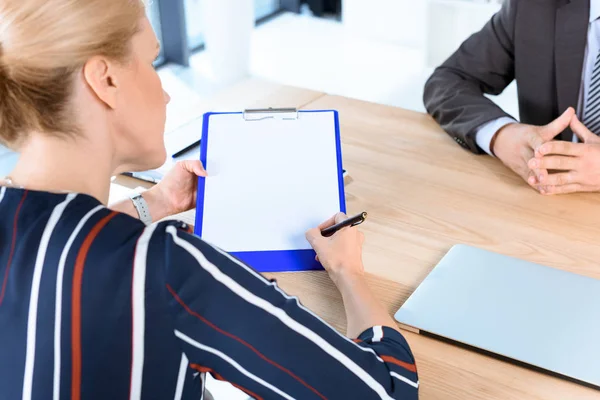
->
71, 212, 117, 400
380, 355, 418, 373
167, 284, 327, 400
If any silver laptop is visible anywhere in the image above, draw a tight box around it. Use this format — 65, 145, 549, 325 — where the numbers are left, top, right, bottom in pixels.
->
394, 245, 600, 388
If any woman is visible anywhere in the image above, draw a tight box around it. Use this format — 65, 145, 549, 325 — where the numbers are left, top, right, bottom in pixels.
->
0, 1, 418, 399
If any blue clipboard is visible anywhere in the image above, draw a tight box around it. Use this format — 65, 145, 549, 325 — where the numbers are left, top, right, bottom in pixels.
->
194, 109, 346, 273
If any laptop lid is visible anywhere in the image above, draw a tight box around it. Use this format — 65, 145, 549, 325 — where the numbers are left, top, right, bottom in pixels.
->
394, 245, 600, 388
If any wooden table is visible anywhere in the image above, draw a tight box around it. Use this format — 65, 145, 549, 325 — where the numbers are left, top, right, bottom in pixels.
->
113, 82, 600, 399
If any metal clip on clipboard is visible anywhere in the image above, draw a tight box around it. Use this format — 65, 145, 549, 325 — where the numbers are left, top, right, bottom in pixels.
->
242, 107, 351, 186
243, 107, 299, 121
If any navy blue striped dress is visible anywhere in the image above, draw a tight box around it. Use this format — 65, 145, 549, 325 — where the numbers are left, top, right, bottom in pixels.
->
0, 187, 419, 400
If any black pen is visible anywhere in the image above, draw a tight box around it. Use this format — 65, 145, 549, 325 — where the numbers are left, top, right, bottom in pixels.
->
321, 212, 368, 237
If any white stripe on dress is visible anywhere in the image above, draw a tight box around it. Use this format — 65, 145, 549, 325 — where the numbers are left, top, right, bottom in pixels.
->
175, 330, 294, 400
200, 373, 206, 400
174, 352, 188, 400
372, 326, 383, 343
210, 244, 385, 363
53, 204, 104, 400
167, 227, 394, 400
0, 186, 6, 204
391, 372, 419, 389
130, 223, 159, 400
23, 194, 76, 400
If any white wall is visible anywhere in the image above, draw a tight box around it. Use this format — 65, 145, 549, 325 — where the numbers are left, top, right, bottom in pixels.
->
342, 0, 428, 50
342, 0, 502, 67
427, 0, 501, 67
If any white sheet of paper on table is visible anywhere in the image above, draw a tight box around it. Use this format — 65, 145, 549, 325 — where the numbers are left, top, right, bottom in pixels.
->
201, 111, 342, 253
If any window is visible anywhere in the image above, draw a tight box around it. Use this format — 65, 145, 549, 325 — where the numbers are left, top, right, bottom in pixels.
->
256, 0, 281, 20
184, 0, 205, 51
147, 0, 165, 66
184, 0, 283, 51
151, 0, 289, 66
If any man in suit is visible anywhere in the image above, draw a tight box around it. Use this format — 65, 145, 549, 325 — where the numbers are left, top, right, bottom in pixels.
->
424, 0, 600, 195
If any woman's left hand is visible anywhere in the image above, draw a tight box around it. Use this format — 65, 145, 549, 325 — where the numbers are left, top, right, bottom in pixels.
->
147, 160, 207, 218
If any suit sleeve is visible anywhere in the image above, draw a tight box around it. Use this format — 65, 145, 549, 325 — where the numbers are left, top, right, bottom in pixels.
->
423, 0, 518, 154
161, 225, 419, 399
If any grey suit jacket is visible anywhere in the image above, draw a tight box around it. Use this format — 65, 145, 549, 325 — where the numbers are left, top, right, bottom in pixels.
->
423, 0, 589, 154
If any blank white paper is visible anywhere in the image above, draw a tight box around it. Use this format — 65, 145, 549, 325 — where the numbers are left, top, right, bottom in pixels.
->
201, 111, 342, 252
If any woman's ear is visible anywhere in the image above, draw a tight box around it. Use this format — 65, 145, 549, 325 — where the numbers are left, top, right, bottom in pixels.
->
82, 56, 119, 109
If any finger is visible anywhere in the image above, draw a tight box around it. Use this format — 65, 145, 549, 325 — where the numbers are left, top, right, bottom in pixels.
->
542, 172, 578, 186
359, 232, 365, 245
536, 168, 549, 184
317, 212, 348, 230
305, 227, 325, 246
309, 213, 349, 243
570, 114, 595, 143
542, 183, 584, 195
179, 160, 208, 177
317, 215, 337, 230
540, 107, 575, 141
528, 155, 580, 171
527, 170, 538, 186
334, 212, 348, 224
528, 132, 546, 151
194, 164, 208, 177
535, 140, 584, 157
522, 145, 545, 184
527, 168, 549, 188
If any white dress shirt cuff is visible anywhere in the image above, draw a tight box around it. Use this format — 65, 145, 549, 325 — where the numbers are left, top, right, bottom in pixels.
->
475, 117, 518, 156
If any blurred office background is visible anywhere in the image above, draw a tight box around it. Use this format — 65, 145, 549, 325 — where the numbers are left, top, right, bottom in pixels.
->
0, 0, 518, 178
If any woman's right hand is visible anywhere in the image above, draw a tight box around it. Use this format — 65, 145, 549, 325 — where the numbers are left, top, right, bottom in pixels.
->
305, 213, 365, 285
307, 213, 402, 340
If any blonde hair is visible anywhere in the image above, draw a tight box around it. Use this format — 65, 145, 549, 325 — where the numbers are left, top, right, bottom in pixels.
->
0, 0, 146, 147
